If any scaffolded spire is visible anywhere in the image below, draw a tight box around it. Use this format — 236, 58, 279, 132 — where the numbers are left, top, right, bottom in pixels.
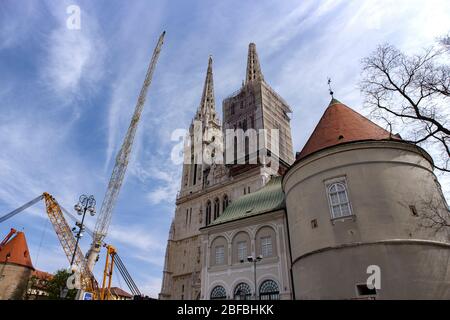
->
245, 43, 264, 84
197, 55, 216, 121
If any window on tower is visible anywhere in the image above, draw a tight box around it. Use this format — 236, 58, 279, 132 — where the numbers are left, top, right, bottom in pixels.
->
214, 198, 220, 220
206, 201, 212, 226
326, 179, 353, 220
222, 194, 229, 211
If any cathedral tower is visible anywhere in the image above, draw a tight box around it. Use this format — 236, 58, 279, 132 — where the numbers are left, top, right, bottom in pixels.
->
160, 44, 295, 300
222, 43, 294, 174
180, 56, 225, 196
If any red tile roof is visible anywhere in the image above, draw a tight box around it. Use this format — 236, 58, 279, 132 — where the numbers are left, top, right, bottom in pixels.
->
0, 231, 34, 269
32, 270, 53, 281
298, 98, 400, 159
110, 287, 132, 298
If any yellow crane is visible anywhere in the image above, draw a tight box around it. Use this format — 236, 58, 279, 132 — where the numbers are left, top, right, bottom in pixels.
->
0, 193, 141, 299
100, 244, 116, 300
0, 31, 165, 300
0, 193, 98, 295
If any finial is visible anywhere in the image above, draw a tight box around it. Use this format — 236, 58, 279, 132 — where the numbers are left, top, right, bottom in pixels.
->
327, 77, 334, 98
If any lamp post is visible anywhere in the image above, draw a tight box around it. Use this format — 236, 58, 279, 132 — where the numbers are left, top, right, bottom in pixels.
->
241, 255, 262, 300
71, 195, 96, 267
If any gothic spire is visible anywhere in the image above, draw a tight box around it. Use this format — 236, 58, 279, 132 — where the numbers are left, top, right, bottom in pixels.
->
245, 43, 264, 84
197, 55, 216, 120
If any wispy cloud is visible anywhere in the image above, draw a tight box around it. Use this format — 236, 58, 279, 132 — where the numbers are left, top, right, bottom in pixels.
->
1, 0, 449, 300
0, 2, 40, 50
40, 1, 105, 100
108, 224, 166, 253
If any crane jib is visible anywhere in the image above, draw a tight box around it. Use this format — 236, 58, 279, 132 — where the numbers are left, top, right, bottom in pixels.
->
86, 31, 165, 273
0, 194, 44, 223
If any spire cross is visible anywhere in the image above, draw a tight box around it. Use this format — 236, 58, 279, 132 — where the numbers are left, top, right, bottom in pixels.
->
327, 78, 334, 98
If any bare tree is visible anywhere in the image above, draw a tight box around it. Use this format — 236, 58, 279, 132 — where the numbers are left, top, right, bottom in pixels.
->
360, 36, 450, 172
415, 195, 450, 236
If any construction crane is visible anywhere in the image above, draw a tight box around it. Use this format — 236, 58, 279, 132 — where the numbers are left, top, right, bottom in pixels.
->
99, 244, 141, 300
0, 193, 98, 294
86, 31, 166, 273
0, 31, 165, 299
1, 193, 141, 299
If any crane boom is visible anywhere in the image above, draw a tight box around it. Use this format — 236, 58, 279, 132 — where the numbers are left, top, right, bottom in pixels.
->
0, 193, 98, 293
86, 31, 166, 272
42, 193, 98, 293
0, 195, 44, 223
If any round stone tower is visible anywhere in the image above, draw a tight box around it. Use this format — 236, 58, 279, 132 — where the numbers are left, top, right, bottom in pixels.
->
0, 231, 34, 299
283, 99, 450, 299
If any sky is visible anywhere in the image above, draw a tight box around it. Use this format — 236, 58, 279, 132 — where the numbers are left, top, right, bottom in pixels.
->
0, 0, 449, 298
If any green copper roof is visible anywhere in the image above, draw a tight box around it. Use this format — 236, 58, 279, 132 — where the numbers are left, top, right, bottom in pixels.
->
209, 176, 285, 226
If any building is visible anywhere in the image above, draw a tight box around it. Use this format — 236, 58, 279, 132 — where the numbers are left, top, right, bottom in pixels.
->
160, 43, 450, 300
200, 176, 292, 300
283, 99, 450, 299
159, 43, 294, 300
26, 270, 53, 300
109, 287, 133, 300
0, 231, 34, 300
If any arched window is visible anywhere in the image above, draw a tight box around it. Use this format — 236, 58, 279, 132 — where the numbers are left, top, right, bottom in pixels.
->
245, 136, 249, 163
259, 280, 279, 300
214, 198, 220, 220
206, 201, 212, 226
327, 182, 352, 219
234, 283, 252, 300
222, 195, 229, 212
210, 286, 226, 300
234, 136, 238, 164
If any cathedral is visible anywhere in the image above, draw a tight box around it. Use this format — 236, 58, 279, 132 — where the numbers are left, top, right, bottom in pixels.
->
159, 44, 450, 300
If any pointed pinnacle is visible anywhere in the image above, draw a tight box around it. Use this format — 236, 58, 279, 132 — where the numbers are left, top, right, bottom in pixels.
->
245, 43, 264, 84
198, 56, 216, 118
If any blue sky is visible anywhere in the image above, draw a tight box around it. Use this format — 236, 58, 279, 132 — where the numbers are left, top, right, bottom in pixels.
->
0, 0, 449, 297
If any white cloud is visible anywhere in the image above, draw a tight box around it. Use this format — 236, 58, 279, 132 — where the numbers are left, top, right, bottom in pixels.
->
40, 1, 104, 100
2, 0, 449, 298
145, 166, 180, 205
107, 224, 166, 252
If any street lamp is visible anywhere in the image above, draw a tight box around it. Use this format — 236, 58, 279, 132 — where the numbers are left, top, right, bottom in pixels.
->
70, 195, 96, 267
241, 254, 263, 300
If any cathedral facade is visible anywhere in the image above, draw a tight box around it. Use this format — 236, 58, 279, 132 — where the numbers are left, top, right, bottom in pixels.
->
159, 43, 294, 300
159, 44, 450, 300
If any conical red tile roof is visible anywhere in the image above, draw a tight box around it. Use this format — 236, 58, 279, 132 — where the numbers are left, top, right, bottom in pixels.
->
0, 231, 34, 269
298, 98, 399, 159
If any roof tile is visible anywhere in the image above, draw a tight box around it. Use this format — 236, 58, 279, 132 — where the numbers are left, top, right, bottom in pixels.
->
0, 231, 34, 269
298, 98, 400, 159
